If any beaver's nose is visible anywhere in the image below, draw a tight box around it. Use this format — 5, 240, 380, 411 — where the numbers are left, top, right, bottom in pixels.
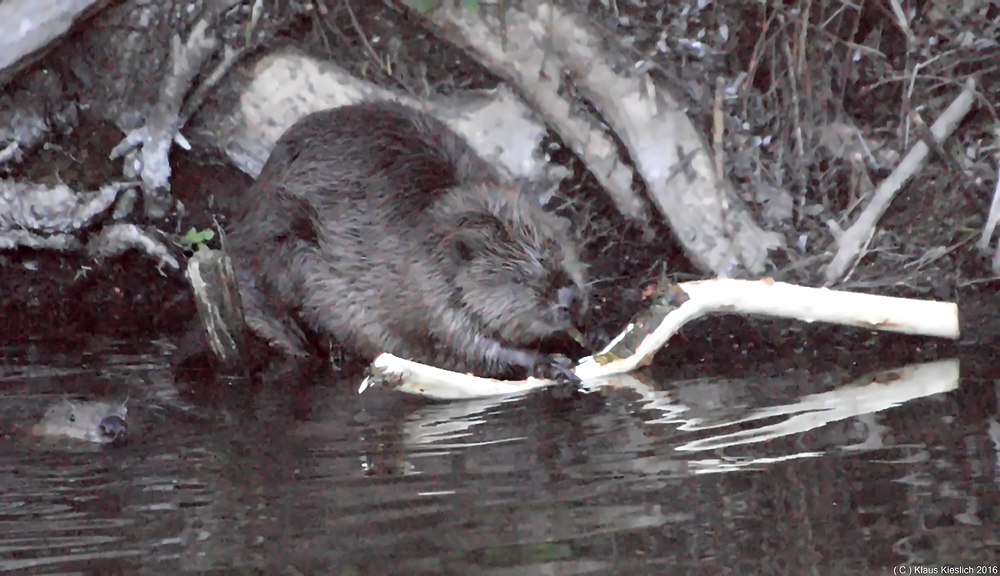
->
557, 286, 586, 316
99, 415, 127, 441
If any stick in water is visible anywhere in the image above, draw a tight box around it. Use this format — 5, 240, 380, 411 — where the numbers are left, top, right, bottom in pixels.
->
360, 278, 960, 400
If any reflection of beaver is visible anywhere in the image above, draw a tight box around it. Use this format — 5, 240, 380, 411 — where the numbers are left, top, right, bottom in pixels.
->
227, 101, 588, 380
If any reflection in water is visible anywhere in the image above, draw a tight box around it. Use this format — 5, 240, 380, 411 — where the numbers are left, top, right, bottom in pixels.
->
0, 342, 997, 573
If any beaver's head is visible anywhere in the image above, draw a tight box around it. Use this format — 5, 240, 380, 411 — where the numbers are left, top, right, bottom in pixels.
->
435, 185, 588, 345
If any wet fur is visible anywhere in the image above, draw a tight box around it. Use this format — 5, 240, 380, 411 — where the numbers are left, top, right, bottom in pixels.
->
32, 399, 128, 444
227, 101, 588, 378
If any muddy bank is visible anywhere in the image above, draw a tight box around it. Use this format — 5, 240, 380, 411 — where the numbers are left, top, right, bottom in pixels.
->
1, 0, 998, 361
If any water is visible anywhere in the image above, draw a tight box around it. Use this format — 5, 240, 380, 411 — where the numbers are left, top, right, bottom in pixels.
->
1, 339, 997, 574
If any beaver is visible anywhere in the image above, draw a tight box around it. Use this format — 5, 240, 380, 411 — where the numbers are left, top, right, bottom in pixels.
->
225, 101, 588, 380
31, 398, 128, 444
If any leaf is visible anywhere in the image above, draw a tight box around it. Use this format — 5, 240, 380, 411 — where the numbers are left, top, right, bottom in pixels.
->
181, 228, 215, 247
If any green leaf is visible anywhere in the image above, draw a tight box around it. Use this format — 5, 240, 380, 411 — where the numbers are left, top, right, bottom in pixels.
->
181, 228, 215, 247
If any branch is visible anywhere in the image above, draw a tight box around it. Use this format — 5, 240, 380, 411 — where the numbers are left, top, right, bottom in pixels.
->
824, 78, 978, 284
362, 278, 960, 399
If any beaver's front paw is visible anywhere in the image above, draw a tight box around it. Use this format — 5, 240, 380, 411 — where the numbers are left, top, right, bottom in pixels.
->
530, 354, 581, 384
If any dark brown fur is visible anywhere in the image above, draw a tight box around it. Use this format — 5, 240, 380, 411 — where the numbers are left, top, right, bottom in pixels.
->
226, 101, 588, 379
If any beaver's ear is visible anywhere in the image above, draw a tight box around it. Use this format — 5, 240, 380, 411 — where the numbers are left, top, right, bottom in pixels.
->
449, 233, 476, 264
283, 194, 320, 245
447, 224, 489, 264
445, 212, 506, 264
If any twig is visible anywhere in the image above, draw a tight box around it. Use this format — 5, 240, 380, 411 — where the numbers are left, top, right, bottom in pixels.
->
824, 78, 978, 285
712, 76, 725, 182
344, 0, 390, 77
977, 125, 1000, 253
887, 0, 917, 45
782, 41, 805, 164
179, 44, 246, 127
0, 141, 19, 165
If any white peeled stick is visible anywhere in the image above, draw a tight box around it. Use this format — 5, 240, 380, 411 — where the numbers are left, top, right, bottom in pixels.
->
360, 278, 960, 400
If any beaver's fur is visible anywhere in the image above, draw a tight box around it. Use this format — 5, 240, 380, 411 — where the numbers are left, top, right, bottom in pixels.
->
226, 101, 588, 379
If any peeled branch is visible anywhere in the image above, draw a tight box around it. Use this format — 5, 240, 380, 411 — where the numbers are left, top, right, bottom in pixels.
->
362, 279, 960, 400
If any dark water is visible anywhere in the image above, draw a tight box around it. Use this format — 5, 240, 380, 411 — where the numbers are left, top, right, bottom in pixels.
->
1, 339, 998, 575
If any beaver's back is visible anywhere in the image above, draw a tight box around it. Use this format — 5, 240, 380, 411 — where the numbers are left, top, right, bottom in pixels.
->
250, 102, 500, 223
226, 102, 483, 352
